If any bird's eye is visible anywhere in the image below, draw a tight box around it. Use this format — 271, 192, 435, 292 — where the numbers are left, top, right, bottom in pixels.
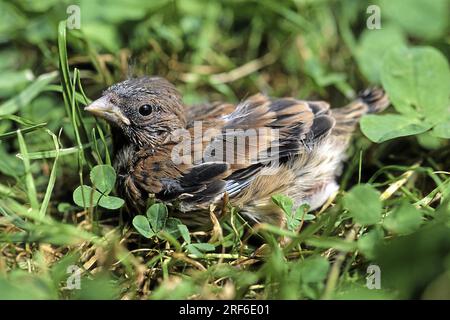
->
138, 104, 153, 116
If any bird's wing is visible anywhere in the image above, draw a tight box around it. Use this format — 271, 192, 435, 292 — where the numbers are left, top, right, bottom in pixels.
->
130, 143, 231, 206
189, 94, 336, 197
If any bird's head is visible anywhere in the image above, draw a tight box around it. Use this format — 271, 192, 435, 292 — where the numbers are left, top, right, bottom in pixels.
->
85, 76, 186, 147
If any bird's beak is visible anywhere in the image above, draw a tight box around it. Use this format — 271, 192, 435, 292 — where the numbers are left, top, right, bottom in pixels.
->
84, 96, 131, 126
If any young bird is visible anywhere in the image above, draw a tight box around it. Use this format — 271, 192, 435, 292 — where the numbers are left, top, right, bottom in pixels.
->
85, 77, 389, 228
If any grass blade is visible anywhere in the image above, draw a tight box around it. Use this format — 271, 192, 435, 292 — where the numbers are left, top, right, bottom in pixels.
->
0, 123, 47, 140
17, 142, 94, 160
0, 71, 58, 116
16, 130, 39, 211
39, 130, 61, 217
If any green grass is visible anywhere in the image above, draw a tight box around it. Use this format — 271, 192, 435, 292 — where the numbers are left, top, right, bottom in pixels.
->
0, 0, 449, 300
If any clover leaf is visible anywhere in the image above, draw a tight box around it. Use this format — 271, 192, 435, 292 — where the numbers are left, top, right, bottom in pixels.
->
272, 194, 314, 231
132, 203, 182, 240
72, 164, 124, 210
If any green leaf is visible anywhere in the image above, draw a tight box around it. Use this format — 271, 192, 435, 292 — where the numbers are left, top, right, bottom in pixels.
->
286, 217, 300, 231
295, 204, 314, 221
186, 244, 203, 257
302, 213, 316, 221
361, 114, 432, 143
163, 218, 182, 238
57, 202, 72, 213
98, 196, 124, 210
186, 243, 215, 256
191, 243, 215, 252
431, 121, 450, 139
383, 202, 423, 235
305, 237, 357, 252
177, 224, 191, 244
358, 227, 384, 260
379, 0, 448, 40
82, 23, 120, 52
132, 215, 154, 238
298, 256, 330, 284
146, 203, 168, 232
72, 185, 101, 208
0, 273, 56, 299
285, 204, 308, 231
381, 46, 450, 122
356, 25, 406, 83
72, 274, 121, 300
0, 71, 57, 116
343, 184, 382, 226
90, 164, 116, 194
373, 224, 450, 297
417, 132, 446, 150
272, 194, 293, 215
0, 2, 27, 39
0, 69, 34, 97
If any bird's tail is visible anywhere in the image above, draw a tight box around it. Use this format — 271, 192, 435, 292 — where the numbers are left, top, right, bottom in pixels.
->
331, 87, 390, 136
357, 87, 390, 114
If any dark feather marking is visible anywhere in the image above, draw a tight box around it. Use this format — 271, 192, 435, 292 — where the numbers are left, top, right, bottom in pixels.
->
270, 114, 304, 125
189, 180, 226, 203
268, 99, 298, 112
180, 162, 229, 186
227, 163, 262, 181
308, 101, 330, 115
309, 115, 335, 140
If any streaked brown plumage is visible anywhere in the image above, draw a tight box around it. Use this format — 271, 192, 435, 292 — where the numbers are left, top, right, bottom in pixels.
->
85, 77, 389, 228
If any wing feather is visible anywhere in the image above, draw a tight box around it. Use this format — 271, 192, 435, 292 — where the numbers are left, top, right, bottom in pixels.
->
186, 94, 335, 198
